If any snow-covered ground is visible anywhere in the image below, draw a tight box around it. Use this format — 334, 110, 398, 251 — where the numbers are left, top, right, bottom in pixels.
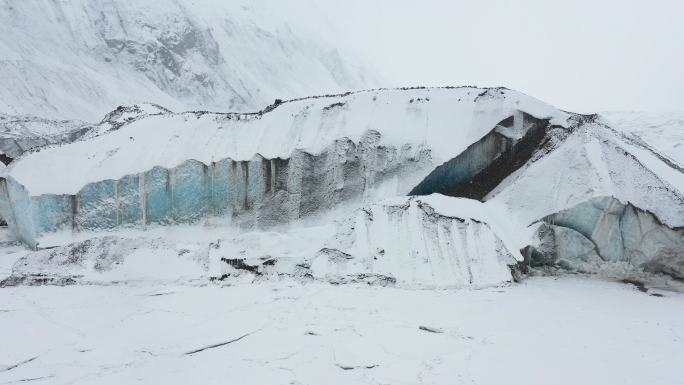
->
0, 262, 682, 384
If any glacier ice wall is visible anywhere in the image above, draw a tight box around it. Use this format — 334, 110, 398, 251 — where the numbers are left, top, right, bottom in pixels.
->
485, 115, 684, 231
3, 87, 571, 250
535, 196, 684, 277
0, 132, 432, 249
8, 88, 570, 198
410, 111, 550, 200
6, 86, 684, 283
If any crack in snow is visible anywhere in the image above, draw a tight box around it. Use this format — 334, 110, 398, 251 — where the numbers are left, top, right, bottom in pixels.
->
185, 330, 258, 355
0, 357, 37, 372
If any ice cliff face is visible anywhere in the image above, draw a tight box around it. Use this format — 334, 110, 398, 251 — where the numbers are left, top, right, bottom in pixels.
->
0, 87, 567, 249
2, 87, 683, 287
0, 0, 383, 121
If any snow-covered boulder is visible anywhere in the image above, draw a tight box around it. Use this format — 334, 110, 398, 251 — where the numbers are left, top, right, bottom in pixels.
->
329, 195, 519, 287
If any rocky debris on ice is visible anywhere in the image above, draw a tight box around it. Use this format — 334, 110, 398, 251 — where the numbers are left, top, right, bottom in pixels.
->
0, 236, 211, 287
419, 325, 444, 333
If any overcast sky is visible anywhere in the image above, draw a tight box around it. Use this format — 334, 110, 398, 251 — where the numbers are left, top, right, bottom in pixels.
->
319, 0, 684, 114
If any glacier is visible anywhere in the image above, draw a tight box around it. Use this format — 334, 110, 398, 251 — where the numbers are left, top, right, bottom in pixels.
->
2, 2, 684, 383
0, 87, 567, 249
1, 87, 683, 287
536, 196, 684, 278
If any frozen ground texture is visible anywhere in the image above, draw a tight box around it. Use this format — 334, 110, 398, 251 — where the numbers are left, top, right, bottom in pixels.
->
0, 276, 684, 384
1, 87, 683, 286
0, 0, 383, 121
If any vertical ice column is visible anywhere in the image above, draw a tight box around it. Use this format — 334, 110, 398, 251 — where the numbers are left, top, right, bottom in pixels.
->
208, 158, 232, 216
145, 166, 170, 226
32, 194, 74, 235
246, 156, 266, 211
0, 177, 37, 249
75, 180, 118, 231
117, 174, 143, 229
168, 160, 209, 224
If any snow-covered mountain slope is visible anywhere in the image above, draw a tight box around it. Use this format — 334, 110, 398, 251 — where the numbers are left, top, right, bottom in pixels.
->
601, 111, 684, 165
2, 87, 683, 286
0, 0, 384, 121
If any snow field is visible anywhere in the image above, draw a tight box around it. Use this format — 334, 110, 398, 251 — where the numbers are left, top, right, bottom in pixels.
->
0, 276, 682, 384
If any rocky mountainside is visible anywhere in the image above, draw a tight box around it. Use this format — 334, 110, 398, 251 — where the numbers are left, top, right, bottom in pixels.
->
0, 104, 171, 163
0, 0, 384, 121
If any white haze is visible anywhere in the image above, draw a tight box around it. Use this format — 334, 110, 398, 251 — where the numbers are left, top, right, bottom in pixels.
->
318, 0, 684, 113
